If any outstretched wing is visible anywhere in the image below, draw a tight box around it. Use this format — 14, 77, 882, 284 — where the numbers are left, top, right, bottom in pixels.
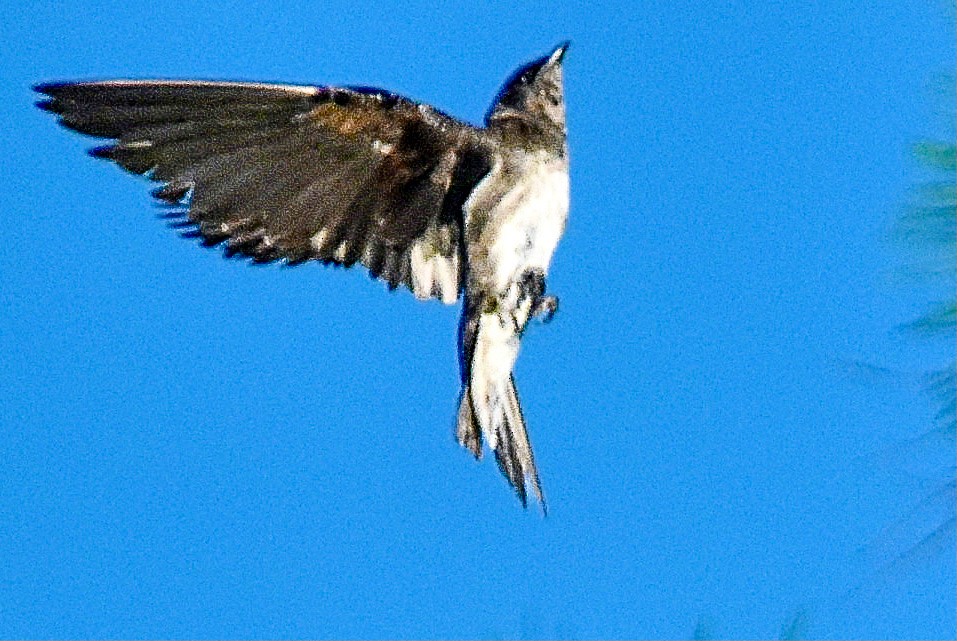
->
35, 80, 494, 303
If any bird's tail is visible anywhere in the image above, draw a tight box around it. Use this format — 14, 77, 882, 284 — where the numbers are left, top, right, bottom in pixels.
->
457, 307, 545, 511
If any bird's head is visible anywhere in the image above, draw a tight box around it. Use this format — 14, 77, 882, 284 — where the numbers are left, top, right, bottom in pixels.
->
487, 42, 568, 134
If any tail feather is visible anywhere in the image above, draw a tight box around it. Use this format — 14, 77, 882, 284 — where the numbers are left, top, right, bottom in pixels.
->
456, 375, 546, 512
456, 388, 483, 459
456, 294, 546, 511
502, 375, 545, 510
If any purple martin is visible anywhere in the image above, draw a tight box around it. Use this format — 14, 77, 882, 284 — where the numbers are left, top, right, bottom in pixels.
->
35, 43, 570, 510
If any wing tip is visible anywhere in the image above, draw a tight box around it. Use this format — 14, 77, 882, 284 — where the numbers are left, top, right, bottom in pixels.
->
34, 83, 65, 112
88, 145, 115, 160
34, 81, 85, 102
33, 81, 60, 96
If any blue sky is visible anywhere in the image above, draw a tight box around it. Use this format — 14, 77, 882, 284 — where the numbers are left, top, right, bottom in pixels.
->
1, 1, 953, 638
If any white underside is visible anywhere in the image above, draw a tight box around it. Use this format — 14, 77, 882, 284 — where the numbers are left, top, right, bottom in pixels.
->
483, 157, 570, 293
462, 152, 569, 444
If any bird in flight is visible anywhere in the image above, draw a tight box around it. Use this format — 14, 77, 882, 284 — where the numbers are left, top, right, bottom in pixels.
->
35, 43, 570, 511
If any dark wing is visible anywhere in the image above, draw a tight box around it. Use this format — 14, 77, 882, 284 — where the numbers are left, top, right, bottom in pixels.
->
35, 80, 494, 303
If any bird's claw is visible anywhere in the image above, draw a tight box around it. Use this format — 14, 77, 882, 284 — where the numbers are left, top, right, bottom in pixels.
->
518, 269, 558, 324
531, 295, 559, 323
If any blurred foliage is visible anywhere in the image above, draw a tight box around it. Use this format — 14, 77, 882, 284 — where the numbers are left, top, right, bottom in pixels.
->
778, 609, 809, 641
878, 74, 957, 595
689, 609, 809, 640
898, 131, 957, 433
686, 68, 954, 641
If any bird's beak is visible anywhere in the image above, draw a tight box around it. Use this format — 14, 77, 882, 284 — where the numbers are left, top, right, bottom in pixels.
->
549, 41, 570, 65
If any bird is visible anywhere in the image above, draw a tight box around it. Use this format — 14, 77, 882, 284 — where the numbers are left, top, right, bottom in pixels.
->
34, 42, 570, 511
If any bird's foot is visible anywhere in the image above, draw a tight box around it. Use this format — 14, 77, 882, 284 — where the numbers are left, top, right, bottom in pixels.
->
531, 295, 559, 323
518, 269, 558, 324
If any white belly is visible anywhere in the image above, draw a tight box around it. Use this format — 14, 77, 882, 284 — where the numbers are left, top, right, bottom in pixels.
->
481, 157, 570, 293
